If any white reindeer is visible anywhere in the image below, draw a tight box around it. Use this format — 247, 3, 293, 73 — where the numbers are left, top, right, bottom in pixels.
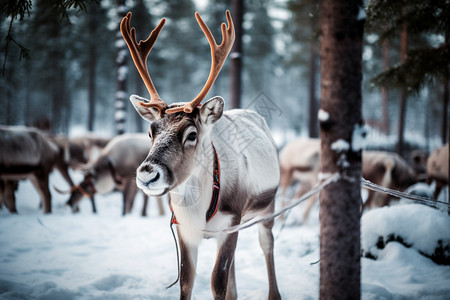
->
121, 10, 281, 299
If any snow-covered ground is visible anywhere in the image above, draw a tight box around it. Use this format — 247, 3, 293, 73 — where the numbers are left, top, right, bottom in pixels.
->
1, 171, 449, 300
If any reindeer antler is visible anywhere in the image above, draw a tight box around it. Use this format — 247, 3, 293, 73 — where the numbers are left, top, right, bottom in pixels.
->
166, 10, 235, 114
120, 12, 168, 114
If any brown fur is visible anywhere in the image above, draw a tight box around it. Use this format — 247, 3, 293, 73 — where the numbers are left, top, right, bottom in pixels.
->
279, 138, 418, 221
0, 126, 59, 213
426, 143, 449, 199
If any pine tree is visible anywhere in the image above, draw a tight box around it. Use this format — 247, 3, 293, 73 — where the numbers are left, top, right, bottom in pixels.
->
319, 0, 364, 298
286, 0, 320, 137
366, 0, 450, 147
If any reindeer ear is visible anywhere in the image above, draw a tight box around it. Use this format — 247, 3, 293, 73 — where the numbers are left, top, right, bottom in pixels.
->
200, 96, 224, 125
130, 95, 161, 122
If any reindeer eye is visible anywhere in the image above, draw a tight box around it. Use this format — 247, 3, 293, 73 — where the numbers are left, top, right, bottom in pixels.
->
187, 132, 197, 141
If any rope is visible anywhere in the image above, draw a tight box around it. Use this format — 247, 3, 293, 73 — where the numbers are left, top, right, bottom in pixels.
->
166, 211, 181, 289
170, 174, 448, 236
360, 178, 449, 207
202, 173, 341, 235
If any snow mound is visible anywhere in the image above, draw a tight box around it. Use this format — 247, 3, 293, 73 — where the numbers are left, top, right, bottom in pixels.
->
361, 204, 450, 264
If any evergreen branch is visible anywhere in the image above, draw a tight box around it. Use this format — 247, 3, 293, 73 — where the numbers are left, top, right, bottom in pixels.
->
54, 0, 100, 23
371, 43, 450, 94
2, 16, 31, 76
0, 0, 32, 20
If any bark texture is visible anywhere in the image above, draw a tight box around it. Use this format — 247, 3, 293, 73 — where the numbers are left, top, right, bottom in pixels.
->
319, 0, 364, 299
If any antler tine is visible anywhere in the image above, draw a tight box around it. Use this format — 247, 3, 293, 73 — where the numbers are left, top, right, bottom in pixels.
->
166, 10, 235, 114
120, 12, 168, 113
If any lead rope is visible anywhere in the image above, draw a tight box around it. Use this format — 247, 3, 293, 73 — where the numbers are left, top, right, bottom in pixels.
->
166, 211, 180, 289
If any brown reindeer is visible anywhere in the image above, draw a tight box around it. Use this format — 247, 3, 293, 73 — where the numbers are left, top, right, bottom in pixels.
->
121, 11, 281, 299
0, 126, 60, 213
279, 138, 320, 199
361, 151, 417, 210
426, 143, 449, 199
279, 138, 418, 221
51, 135, 110, 213
64, 134, 164, 217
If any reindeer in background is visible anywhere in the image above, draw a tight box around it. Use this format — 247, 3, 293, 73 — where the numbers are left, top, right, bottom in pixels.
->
121, 10, 281, 299
0, 127, 110, 214
62, 134, 164, 217
279, 138, 419, 222
0, 126, 59, 213
426, 143, 449, 200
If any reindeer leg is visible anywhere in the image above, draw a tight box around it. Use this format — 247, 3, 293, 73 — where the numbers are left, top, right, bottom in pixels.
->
298, 180, 314, 223
90, 196, 97, 213
122, 180, 138, 215
225, 259, 237, 300
157, 197, 165, 216
212, 232, 239, 300
2, 180, 18, 213
258, 219, 281, 300
434, 180, 443, 200
178, 232, 198, 300
141, 194, 148, 217
30, 174, 51, 214
362, 189, 374, 213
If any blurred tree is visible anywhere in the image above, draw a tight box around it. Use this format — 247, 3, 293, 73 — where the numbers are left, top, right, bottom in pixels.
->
116, 0, 128, 135
245, 1, 276, 94
319, 0, 364, 299
29, 0, 75, 133
73, 1, 113, 132
159, 0, 205, 102
1, 0, 99, 75
285, 0, 319, 137
366, 0, 450, 149
230, 0, 243, 109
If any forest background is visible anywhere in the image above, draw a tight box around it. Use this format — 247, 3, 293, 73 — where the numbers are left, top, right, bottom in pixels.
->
1, 0, 448, 156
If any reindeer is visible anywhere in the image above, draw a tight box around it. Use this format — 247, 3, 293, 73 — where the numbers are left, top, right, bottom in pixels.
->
121, 11, 281, 299
279, 138, 320, 199
51, 135, 110, 213
52, 135, 110, 171
0, 126, 59, 213
426, 143, 449, 199
361, 151, 417, 210
64, 133, 164, 217
279, 138, 418, 221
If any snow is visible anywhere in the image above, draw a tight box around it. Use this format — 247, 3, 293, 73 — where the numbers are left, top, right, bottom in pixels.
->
361, 204, 450, 259
1, 171, 449, 299
357, 6, 366, 21
317, 109, 329, 122
331, 139, 350, 152
352, 124, 368, 151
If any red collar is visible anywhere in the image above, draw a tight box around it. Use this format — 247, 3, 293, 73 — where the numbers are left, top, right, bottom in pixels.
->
171, 142, 220, 225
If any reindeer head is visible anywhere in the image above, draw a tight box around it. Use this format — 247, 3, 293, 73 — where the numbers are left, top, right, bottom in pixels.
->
121, 11, 234, 196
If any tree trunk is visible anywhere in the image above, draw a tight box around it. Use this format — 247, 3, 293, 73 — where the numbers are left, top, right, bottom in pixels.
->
116, 0, 128, 135
319, 1, 363, 299
381, 39, 389, 134
396, 22, 408, 156
230, 0, 243, 109
308, 39, 318, 138
442, 33, 449, 145
88, 42, 97, 132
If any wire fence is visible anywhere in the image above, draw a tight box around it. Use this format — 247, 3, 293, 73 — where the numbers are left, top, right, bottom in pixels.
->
200, 174, 449, 235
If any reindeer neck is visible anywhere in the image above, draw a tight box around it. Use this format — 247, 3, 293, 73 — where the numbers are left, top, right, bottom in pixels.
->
170, 138, 216, 230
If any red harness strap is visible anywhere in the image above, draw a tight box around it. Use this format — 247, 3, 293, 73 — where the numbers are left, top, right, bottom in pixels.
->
171, 142, 220, 225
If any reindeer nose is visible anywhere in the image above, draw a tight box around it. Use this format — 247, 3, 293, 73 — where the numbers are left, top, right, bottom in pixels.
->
137, 165, 160, 186
147, 171, 160, 185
